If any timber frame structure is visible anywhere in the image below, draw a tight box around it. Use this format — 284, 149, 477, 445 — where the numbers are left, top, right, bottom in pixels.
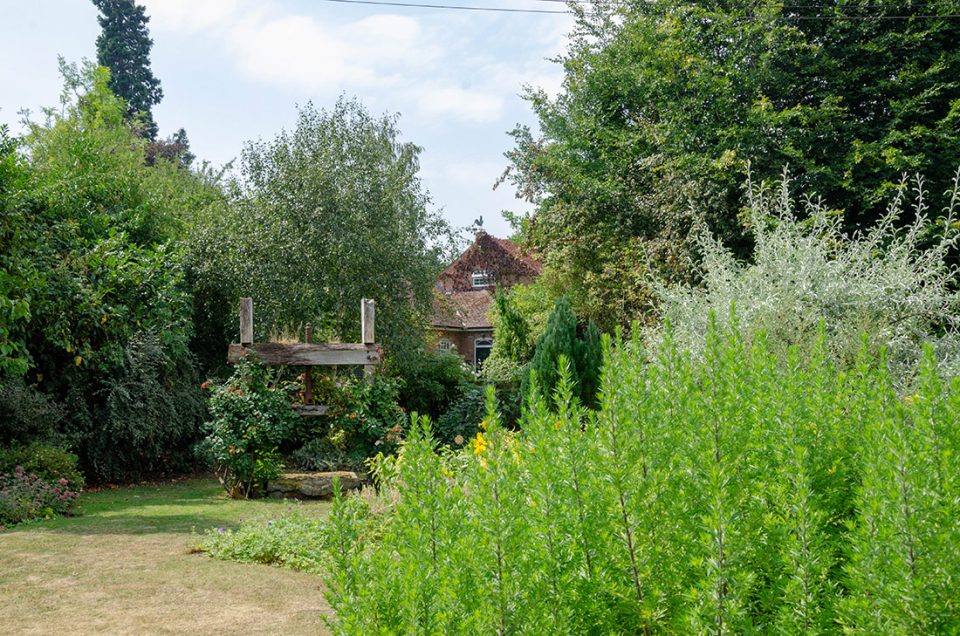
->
227, 297, 381, 416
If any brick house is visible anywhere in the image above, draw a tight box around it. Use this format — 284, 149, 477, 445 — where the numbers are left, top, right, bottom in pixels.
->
429, 231, 542, 368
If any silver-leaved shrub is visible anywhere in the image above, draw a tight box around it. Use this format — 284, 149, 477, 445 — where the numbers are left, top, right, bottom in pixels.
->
655, 168, 960, 381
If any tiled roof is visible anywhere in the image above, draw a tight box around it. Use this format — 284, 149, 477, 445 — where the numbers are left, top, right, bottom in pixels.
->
489, 235, 543, 274
430, 289, 495, 330
437, 231, 542, 290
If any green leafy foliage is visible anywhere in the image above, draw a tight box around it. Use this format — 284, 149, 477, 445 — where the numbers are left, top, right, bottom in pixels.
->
491, 291, 533, 365
526, 297, 603, 408
86, 331, 204, 482
300, 374, 407, 470
321, 325, 960, 634
433, 383, 487, 448
2, 62, 205, 482
656, 169, 960, 381
0, 125, 35, 377
394, 348, 474, 421
198, 511, 328, 574
0, 377, 65, 447
0, 443, 84, 492
184, 97, 454, 374
508, 0, 960, 328
199, 359, 299, 498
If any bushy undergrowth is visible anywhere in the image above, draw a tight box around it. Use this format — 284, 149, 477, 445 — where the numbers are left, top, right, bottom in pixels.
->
657, 169, 960, 382
0, 443, 84, 491
198, 359, 299, 498
0, 466, 80, 526
306, 374, 407, 466
321, 324, 960, 634
198, 511, 328, 573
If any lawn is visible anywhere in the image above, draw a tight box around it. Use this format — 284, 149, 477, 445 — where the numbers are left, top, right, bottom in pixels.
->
0, 478, 333, 635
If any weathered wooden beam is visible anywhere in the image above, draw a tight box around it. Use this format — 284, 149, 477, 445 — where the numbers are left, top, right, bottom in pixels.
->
228, 342, 381, 367
361, 298, 375, 344
239, 297, 253, 346
291, 404, 329, 417
361, 298, 376, 378
304, 323, 314, 404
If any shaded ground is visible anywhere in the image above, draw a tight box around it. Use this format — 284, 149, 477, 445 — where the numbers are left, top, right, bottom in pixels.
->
0, 479, 333, 635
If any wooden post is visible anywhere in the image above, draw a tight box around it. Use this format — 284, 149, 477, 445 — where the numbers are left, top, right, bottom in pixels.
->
361, 299, 375, 344
304, 323, 313, 405
239, 297, 253, 346
362, 298, 375, 378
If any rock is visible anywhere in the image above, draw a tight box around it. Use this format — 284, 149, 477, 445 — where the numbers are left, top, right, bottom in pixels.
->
266, 471, 364, 500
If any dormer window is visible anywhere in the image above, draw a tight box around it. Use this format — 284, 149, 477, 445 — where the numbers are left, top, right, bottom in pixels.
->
472, 269, 494, 288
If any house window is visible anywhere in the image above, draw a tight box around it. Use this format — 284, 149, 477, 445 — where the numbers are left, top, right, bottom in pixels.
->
438, 338, 455, 352
472, 270, 494, 288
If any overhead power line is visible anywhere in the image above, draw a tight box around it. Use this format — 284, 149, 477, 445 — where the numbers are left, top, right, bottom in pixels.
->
315, 0, 571, 13
314, 0, 960, 19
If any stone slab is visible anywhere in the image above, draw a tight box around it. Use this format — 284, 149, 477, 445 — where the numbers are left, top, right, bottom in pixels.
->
266, 471, 364, 500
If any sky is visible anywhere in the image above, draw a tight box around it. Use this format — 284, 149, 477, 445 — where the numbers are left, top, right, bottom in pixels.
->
0, 0, 575, 237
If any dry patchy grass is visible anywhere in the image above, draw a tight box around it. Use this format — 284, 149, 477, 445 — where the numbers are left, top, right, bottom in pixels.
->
0, 478, 333, 635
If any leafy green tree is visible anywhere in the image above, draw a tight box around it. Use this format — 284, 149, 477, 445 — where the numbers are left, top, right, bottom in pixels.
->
185, 97, 453, 372
507, 0, 960, 328
576, 319, 602, 408
92, 0, 163, 139
0, 125, 35, 377
2, 62, 204, 481
491, 291, 532, 364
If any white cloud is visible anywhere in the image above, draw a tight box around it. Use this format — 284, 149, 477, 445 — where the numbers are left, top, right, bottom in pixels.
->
140, 0, 243, 33
442, 159, 507, 188
416, 85, 504, 123
228, 14, 378, 89
139, 0, 567, 123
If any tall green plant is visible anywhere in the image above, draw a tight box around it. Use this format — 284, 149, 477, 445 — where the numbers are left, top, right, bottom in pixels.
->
320, 321, 960, 633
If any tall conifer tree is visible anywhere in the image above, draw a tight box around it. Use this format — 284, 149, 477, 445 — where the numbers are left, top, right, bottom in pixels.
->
92, 0, 162, 139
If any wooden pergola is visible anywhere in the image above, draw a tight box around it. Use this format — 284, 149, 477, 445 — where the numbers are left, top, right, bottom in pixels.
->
227, 297, 381, 416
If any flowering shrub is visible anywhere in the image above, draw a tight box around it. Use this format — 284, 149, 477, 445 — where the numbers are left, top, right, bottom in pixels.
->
0, 443, 84, 491
321, 325, 960, 634
0, 466, 80, 526
198, 359, 299, 498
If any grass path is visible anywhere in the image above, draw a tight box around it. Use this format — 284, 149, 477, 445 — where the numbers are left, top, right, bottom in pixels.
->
0, 478, 333, 635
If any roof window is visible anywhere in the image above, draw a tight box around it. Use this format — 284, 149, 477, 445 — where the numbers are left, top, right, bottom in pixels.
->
472, 269, 494, 288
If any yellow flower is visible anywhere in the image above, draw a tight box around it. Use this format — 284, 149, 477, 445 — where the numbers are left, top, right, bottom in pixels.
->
479, 457, 488, 470
100, 315, 108, 325
74, 356, 83, 367
472, 432, 488, 456
479, 419, 488, 431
